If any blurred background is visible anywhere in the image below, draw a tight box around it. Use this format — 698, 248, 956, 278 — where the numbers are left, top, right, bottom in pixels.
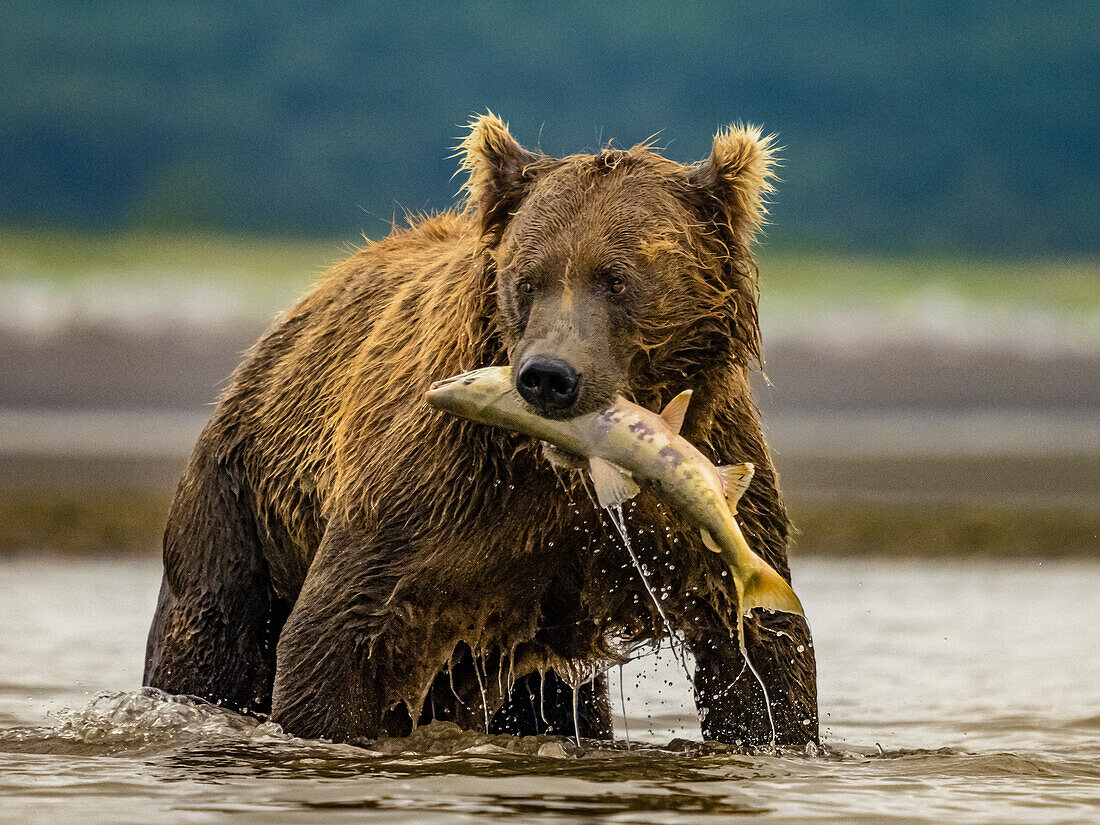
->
1, 1, 1097, 558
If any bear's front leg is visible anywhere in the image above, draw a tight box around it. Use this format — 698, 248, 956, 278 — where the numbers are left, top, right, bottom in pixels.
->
688, 609, 819, 748
271, 521, 414, 742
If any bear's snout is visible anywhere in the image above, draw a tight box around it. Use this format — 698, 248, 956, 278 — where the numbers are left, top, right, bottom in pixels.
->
515, 354, 581, 414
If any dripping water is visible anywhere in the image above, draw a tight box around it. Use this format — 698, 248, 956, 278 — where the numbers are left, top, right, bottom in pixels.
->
538, 670, 548, 730
606, 504, 695, 689
741, 633, 777, 748
609, 503, 777, 748
571, 685, 580, 746
559, 666, 598, 749
724, 588, 777, 748
727, 578, 778, 747
618, 663, 631, 747
473, 654, 489, 734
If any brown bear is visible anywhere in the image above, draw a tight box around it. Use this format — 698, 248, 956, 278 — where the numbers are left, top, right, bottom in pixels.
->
143, 114, 818, 747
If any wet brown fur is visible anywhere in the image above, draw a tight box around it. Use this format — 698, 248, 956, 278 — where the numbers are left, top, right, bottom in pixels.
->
144, 113, 818, 747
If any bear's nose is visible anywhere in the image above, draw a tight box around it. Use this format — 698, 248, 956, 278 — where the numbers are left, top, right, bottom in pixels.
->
516, 355, 580, 412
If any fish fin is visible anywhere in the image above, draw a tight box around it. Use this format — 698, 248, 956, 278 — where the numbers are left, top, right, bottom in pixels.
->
659, 390, 693, 435
588, 456, 640, 509
716, 462, 754, 510
738, 556, 805, 619
699, 529, 722, 554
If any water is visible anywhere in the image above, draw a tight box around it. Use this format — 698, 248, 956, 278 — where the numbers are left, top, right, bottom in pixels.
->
1, 556, 1098, 824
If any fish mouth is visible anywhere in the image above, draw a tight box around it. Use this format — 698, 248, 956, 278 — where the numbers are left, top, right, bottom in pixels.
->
428, 373, 472, 392
424, 381, 454, 409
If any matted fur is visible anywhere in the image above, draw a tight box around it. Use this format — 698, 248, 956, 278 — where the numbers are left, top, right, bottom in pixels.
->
144, 114, 818, 747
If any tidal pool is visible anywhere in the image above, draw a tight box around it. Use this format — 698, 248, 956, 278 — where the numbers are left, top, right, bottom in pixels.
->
1, 556, 1097, 824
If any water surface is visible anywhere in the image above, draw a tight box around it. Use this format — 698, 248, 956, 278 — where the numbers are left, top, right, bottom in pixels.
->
1, 556, 1097, 823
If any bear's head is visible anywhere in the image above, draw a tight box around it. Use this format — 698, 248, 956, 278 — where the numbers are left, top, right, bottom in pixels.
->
459, 113, 777, 454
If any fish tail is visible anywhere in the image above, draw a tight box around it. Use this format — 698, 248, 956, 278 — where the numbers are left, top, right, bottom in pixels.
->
737, 555, 805, 619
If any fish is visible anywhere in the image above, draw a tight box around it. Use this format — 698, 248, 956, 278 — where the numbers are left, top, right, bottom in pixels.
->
425, 366, 804, 630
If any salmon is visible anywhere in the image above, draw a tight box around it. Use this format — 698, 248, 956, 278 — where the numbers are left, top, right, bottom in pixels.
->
426, 366, 804, 628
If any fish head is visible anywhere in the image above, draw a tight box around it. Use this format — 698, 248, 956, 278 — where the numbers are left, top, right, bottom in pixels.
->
426, 366, 521, 426
427, 367, 590, 468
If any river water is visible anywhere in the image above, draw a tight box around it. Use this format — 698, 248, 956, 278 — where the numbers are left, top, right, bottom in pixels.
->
1, 556, 1097, 824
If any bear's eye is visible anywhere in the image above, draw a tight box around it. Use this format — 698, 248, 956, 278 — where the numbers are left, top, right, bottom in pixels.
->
606, 274, 627, 294
517, 279, 535, 295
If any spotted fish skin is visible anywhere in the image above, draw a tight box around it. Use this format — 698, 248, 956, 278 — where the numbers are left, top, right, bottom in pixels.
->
426, 366, 803, 621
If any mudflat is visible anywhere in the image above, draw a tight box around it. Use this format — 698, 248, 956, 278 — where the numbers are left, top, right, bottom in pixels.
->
1, 326, 1095, 557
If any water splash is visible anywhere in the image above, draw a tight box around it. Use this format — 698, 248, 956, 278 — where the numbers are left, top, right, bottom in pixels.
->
0, 688, 285, 756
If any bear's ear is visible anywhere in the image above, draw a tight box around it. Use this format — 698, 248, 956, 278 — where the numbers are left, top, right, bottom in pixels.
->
457, 112, 542, 245
688, 124, 779, 245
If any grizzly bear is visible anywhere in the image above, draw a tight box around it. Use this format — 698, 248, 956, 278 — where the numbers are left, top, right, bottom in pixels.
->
143, 114, 819, 747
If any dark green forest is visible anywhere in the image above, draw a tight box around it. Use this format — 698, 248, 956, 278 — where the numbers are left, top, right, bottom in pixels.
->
2, 1, 1097, 254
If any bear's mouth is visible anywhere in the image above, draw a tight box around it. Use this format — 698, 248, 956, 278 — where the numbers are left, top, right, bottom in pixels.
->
540, 441, 587, 470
